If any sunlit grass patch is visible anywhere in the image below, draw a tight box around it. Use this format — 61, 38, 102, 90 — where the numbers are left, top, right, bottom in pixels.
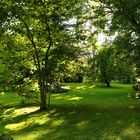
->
67, 96, 82, 101
75, 120, 89, 129
13, 131, 49, 140
121, 123, 140, 140
12, 106, 39, 117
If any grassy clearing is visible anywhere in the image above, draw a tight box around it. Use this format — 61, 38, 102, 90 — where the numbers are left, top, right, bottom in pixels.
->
1, 82, 140, 140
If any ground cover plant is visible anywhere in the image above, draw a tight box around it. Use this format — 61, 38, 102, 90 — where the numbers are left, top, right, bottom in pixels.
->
1, 82, 140, 140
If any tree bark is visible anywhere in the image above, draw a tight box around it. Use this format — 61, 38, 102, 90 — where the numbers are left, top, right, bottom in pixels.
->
39, 82, 47, 111
106, 81, 111, 87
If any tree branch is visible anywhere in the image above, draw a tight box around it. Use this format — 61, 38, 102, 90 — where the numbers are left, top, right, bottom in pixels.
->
19, 18, 41, 71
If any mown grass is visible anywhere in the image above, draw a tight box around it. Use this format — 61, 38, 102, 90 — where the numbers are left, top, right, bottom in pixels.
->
1, 82, 140, 140
0, 92, 21, 106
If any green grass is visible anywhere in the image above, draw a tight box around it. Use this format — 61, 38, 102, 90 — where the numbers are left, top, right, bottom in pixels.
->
0, 92, 21, 106
1, 82, 140, 140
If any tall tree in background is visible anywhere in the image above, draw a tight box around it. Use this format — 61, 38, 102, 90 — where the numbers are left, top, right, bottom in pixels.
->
87, 46, 116, 87
89, 0, 140, 77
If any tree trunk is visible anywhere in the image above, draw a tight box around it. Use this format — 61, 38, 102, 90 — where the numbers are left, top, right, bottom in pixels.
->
106, 81, 111, 87
39, 83, 47, 111
40, 92, 47, 110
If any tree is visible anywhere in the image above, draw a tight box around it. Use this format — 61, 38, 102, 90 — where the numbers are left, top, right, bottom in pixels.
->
87, 43, 135, 86
114, 49, 135, 83
87, 46, 116, 87
0, 0, 85, 110
89, 0, 140, 78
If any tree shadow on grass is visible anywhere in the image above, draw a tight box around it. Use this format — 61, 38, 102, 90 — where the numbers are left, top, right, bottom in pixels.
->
4, 104, 140, 140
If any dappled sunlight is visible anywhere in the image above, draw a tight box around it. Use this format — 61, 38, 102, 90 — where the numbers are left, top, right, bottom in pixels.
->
14, 133, 38, 140
3, 105, 140, 140
5, 107, 60, 139
89, 85, 95, 89
52, 96, 62, 100
76, 86, 86, 90
61, 85, 71, 90
94, 121, 140, 140
14, 130, 52, 140
51, 119, 64, 127
67, 96, 82, 101
128, 105, 135, 109
6, 121, 27, 131
12, 106, 39, 117
51, 94, 61, 97
63, 95, 83, 101
0, 92, 5, 95
1, 83, 140, 140
95, 112, 102, 116
52, 94, 83, 102
101, 133, 122, 140
5, 107, 54, 132
121, 123, 140, 139
75, 120, 89, 129
4, 107, 66, 140
68, 111, 76, 115
28, 114, 50, 125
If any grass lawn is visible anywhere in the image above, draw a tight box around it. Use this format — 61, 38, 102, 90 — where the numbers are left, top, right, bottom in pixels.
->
1, 82, 140, 140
